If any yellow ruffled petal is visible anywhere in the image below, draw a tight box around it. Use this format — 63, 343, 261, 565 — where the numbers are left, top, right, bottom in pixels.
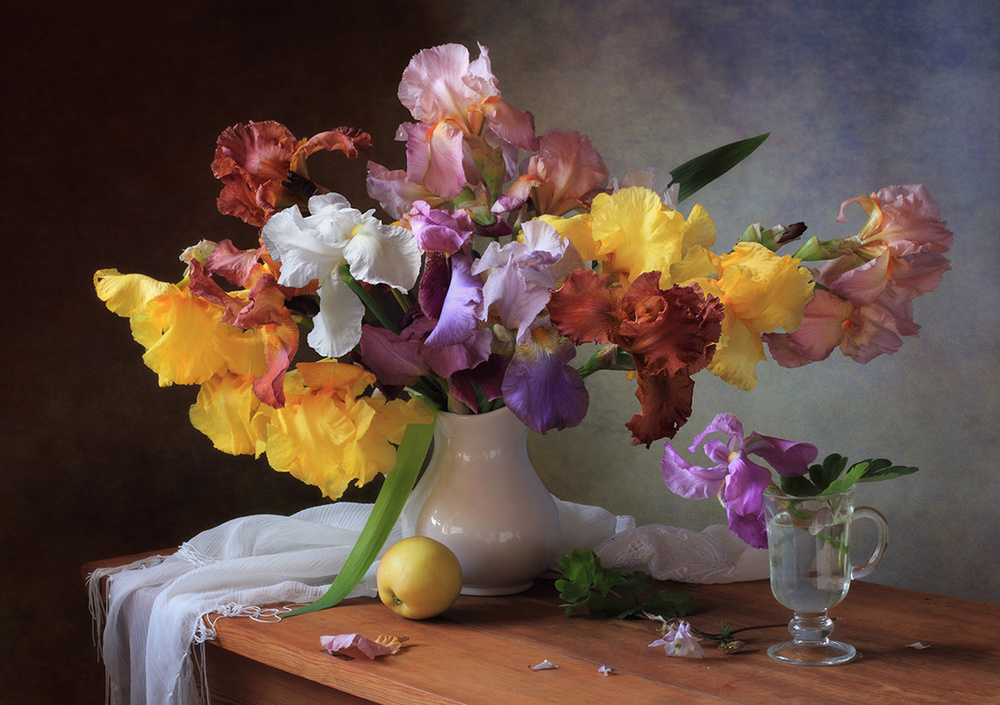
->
589, 187, 717, 288
681, 204, 717, 253
296, 360, 375, 401
189, 374, 266, 455
263, 361, 434, 499
341, 396, 435, 486
339, 399, 395, 487
715, 243, 813, 332
707, 313, 767, 391
268, 392, 346, 495
94, 269, 175, 317
672, 245, 721, 284
131, 289, 266, 386
687, 243, 813, 391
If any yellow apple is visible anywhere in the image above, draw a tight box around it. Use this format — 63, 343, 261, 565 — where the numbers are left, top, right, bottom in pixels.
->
376, 536, 463, 620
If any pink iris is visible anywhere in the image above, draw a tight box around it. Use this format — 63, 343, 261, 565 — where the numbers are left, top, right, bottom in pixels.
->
496, 128, 610, 217
660, 414, 817, 548
766, 184, 952, 366
367, 43, 538, 217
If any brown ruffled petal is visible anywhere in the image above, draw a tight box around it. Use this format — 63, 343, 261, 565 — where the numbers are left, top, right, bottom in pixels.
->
625, 371, 696, 447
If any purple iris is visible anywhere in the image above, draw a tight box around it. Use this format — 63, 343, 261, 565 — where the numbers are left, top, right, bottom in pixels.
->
660, 414, 817, 548
501, 330, 589, 434
472, 220, 568, 344
408, 200, 475, 255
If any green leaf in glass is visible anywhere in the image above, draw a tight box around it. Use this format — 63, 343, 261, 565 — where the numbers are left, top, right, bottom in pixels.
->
781, 474, 820, 497
859, 462, 919, 482
809, 453, 847, 491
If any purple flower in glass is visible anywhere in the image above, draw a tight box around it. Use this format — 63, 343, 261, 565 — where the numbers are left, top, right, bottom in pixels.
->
660, 413, 817, 548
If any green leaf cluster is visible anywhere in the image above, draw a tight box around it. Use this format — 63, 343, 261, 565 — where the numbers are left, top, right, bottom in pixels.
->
555, 549, 694, 620
780, 453, 918, 497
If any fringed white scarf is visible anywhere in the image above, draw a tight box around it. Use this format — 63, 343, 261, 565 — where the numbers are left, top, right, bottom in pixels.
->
88, 499, 766, 705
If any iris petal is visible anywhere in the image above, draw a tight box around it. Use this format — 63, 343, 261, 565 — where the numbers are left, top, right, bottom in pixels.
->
94, 269, 173, 317
409, 201, 475, 255
660, 444, 727, 499
726, 509, 767, 550
501, 330, 588, 433
448, 353, 509, 411
745, 433, 817, 477
189, 374, 265, 456
722, 455, 772, 515
625, 371, 696, 446
309, 274, 366, 359
426, 254, 483, 347
547, 269, 619, 345
343, 218, 421, 292
358, 325, 428, 387
263, 363, 432, 499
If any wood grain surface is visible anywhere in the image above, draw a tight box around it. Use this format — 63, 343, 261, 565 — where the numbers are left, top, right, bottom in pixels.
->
203, 578, 1000, 705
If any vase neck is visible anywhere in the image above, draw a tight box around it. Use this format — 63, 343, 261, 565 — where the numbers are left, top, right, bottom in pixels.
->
436, 406, 526, 437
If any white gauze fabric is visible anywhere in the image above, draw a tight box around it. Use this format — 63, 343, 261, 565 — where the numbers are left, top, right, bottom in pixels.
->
88, 499, 766, 705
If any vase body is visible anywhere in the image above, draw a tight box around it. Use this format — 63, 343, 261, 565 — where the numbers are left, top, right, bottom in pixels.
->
401, 406, 561, 595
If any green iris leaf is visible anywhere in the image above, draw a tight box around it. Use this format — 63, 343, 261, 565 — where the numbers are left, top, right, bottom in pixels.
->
284, 414, 436, 617
669, 133, 770, 202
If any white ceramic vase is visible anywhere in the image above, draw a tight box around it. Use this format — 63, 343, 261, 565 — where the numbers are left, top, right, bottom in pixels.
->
400, 405, 562, 595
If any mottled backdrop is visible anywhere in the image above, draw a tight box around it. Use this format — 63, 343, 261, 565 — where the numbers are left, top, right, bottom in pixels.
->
3, 1, 998, 702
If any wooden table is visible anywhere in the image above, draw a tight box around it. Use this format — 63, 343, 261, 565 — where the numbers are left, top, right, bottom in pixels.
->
86, 555, 1000, 705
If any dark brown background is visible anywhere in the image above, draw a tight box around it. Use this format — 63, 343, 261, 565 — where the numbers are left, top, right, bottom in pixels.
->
3, 2, 471, 702
4, 1, 999, 703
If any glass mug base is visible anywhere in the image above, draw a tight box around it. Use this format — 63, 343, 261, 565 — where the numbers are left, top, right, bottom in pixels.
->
768, 639, 857, 666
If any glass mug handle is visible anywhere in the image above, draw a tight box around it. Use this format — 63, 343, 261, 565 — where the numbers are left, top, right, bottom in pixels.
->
850, 506, 890, 580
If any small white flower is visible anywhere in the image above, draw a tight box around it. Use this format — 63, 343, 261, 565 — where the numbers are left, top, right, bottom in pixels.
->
648, 619, 705, 659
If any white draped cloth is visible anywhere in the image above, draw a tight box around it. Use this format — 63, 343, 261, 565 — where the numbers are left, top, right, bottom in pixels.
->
88, 499, 767, 705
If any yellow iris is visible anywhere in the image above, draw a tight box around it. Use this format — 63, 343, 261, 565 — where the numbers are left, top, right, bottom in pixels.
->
189, 374, 266, 456
261, 361, 434, 499
95, 269, 267, 387
94, 269, 172, 316
685, 242, 814, 390
540, 188, 716, 288
590, 187, 716, 287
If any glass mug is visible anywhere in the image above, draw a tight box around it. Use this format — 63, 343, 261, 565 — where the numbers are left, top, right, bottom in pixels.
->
763, 486, 889, 665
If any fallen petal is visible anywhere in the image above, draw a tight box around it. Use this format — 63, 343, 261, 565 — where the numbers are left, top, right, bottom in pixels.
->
598, 663, 614, 676
321, 633, 401, 659
376, 634, 409, 651
905, 641, 931, 649
530, 659, 559, 670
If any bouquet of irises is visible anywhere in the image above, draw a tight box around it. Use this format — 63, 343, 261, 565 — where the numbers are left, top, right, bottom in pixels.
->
94, 42, 951, 610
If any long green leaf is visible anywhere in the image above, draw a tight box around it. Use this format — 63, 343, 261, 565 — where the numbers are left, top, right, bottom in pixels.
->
858, 464, 919, 482
669, 133, 769, 202
284, 415, 437, 617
